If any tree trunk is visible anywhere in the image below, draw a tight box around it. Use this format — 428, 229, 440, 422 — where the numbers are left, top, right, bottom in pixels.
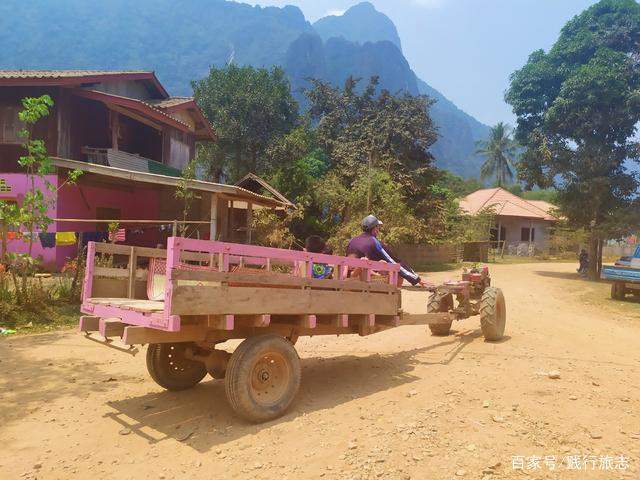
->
587, 233, 600, 281
0, 219, 6, 263
597, 238, 603, 278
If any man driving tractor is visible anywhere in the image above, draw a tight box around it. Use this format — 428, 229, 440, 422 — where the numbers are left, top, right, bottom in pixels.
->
346, 215, 429, 287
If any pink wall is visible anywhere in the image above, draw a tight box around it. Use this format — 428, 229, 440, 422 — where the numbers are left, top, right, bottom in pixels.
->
1, 173, 59, 270
3, 172, 165, 271
56, 179, 163, 270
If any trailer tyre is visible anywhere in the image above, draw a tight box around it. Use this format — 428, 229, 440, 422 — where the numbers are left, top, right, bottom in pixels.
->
480, 287, 506, 341
427, 292, 454, 336
225, 334, 301, 423
611, 282, 626, 300
146, 343, 208, 391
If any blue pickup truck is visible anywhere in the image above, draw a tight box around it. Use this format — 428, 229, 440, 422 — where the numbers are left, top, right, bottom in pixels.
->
601, 245, 640, 300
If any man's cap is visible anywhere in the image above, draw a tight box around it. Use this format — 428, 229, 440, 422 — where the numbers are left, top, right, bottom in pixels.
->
362, 215, 383, 231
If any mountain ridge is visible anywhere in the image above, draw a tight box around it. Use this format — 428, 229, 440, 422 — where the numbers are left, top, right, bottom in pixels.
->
310, 2, 489, 176
313, 2, 403, 51
0, 0, 489, 177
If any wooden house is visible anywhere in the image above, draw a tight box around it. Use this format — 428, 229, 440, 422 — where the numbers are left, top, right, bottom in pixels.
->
0, 70, 291, 270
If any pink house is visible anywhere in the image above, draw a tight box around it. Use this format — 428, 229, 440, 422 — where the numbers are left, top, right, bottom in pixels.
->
0, 70, 290, 270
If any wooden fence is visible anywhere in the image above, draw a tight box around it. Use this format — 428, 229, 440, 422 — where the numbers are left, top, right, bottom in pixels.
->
392, 244, 462, 266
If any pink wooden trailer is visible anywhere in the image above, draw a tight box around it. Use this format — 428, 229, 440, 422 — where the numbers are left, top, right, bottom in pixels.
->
79, 237, 506, 422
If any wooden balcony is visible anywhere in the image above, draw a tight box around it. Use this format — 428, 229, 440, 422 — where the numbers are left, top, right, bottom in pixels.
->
81, 147, 181, 177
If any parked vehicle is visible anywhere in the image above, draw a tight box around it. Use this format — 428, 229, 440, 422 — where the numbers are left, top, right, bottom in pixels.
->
615, 256, 632, 267
601, 245, 640, 300
79, 238, 507, 422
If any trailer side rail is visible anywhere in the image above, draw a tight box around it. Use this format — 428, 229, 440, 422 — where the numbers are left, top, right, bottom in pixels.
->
81, 237, 401, 333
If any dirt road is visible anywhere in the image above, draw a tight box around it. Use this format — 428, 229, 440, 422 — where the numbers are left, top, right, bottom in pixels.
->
1, 262, 640, 480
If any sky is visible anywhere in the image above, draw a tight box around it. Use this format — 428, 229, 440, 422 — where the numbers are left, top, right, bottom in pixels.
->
248, 0, 599, 126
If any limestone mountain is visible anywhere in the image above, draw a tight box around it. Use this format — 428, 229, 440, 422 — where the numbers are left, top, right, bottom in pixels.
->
313, 2, 402, 50
0, 0, 489, 176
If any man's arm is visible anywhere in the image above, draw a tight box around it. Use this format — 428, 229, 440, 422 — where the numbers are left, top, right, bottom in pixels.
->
372, 238, 422, 286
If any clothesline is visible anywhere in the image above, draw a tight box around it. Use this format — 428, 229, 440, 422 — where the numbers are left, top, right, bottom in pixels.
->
3, 219, 210, 248
52, 219, 215, 224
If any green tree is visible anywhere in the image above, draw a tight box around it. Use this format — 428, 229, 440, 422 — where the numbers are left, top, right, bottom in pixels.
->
505, 0, 640, 279
192, 64, 299, 182
317, 168, 430, 253
436, 171, 484, 198
475, 122, 518, 187
175, 159, 197, 237
265, 125, 330, 239
4, 95, 82, 301
306, 76, 439, 216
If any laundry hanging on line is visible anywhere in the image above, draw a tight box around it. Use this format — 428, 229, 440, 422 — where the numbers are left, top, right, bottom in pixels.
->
81, 232, 109, 245
55, 232, 77, 246
38, 232, 56, 248
109, 228, 126, 243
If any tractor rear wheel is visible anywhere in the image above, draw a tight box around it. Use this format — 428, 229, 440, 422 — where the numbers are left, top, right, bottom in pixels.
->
479, 287, 506, 341
146, 343, 208, 391
225, 334, 301, 423
427, 291, 454, 336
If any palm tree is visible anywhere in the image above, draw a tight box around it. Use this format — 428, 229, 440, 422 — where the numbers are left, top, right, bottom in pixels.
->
476, 122, 518, 186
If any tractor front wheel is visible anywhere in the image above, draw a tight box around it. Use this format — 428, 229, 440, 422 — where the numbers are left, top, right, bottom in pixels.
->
479, 287, 506, 341
427, 291, 454, 336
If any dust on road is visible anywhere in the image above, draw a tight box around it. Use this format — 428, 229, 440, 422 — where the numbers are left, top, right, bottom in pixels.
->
1, 262, 639, 480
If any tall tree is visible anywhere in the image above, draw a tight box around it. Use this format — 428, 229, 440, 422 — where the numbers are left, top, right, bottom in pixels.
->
475, 122, 517, 187
306, 76, 439, 216
506, 0, 640, 279
192, 64, 299, 182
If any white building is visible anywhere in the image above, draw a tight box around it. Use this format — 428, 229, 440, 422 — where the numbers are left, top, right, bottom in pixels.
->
459, 188, 558, 254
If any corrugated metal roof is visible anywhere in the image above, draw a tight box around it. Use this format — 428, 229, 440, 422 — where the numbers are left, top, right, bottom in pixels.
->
0, 70, 169, 98
459, 188, 557, 221
52, 157, 288, 208
0, 70, 151, 79
236, 173, 294, 207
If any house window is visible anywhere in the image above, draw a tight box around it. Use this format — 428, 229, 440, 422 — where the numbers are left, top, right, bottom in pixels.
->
521, 227, 535, 241
0, 106, 25, 145
0, 179, 11, 193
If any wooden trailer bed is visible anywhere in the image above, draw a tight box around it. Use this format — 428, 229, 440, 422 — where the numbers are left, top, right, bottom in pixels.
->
80, 237, 409, 344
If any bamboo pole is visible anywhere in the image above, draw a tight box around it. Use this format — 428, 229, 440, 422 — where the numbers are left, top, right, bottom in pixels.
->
51, 218, 215, 224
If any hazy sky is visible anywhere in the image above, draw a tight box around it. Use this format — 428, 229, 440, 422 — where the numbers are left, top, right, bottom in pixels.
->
248, 0, 598, 126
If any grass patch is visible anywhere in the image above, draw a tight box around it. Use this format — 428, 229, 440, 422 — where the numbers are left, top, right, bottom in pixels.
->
0, 302, 80, 335
541, 273, 640, 318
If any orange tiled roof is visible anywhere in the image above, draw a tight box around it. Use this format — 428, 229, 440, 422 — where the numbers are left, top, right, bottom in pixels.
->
459, 188, 557, 221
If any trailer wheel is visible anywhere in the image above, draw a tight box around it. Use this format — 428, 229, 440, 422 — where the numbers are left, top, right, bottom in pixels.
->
427, 292, 454, 336
146, 343, 208, 391
479, 287, 506, 341
225, 334, 301, 423
611, 282, 626, 300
